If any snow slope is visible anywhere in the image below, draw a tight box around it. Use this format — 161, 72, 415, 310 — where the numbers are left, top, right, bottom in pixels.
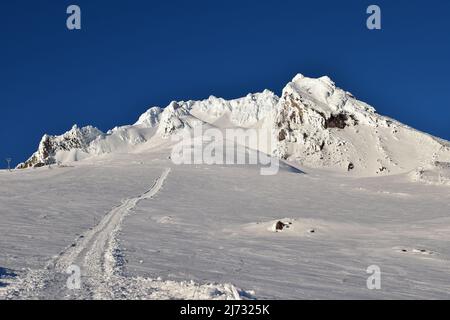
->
1, 152, 254, 300
1, 146, 450, 299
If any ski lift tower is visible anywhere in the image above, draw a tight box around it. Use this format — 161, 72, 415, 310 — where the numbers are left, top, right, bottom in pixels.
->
5, 158, 12, 172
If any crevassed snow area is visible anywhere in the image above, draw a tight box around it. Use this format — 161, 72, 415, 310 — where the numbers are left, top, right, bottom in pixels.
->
1, 146, 450, 299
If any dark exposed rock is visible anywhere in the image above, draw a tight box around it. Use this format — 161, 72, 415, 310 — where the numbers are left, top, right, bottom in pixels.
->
377, 166, 387, 174
278, 129, 287, 142
320, 141, 325, 151
434, 161, 450, 169
325, 113, 349, 129
275, 221, 286, 231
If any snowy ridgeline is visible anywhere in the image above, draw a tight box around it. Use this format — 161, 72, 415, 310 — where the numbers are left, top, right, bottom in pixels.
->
17, 74, 450, 177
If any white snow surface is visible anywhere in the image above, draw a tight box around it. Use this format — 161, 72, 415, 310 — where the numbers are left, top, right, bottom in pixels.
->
1, 146, 450, 299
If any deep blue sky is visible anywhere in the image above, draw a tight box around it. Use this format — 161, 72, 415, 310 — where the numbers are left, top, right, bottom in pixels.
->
1, 0, 449, 167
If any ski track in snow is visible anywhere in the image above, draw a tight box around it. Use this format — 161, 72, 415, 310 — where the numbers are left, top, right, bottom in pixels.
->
1, 168, 249, 300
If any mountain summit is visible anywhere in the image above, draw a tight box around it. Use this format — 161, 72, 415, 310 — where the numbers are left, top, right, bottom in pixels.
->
18, 74, 450, 177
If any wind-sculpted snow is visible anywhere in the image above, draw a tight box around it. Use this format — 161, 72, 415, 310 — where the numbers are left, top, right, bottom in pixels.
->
18, 73, 450, 177
188, 90, 278, 128
134, 107, 162, 127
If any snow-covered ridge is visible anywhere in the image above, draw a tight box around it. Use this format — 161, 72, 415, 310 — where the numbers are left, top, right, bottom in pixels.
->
17, 90, 278, 168
17, 125, 103, 169
18, 74, 450, 177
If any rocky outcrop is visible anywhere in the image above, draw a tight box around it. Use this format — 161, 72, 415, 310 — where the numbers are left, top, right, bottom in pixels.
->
17, 125, 103, 169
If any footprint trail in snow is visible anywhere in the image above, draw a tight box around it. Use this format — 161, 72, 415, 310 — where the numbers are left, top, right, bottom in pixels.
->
3, 168, 249, 300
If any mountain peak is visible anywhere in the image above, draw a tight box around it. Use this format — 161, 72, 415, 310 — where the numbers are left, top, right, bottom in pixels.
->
17, 73, 450, 177
134, 107, 162, 127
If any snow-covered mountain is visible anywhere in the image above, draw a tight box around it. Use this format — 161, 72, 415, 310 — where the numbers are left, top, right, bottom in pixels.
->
273, 74, 450, 175
4, 74, 450, 300
18, 74, 450, 177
